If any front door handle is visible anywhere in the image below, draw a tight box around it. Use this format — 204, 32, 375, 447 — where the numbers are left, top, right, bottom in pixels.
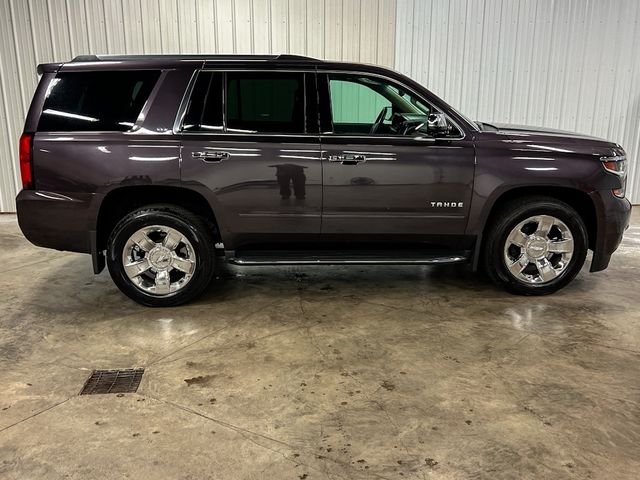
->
328, 153, 367, 165
192, 151, 230, 162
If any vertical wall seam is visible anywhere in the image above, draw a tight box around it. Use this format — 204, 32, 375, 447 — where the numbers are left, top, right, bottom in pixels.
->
139, 0, 146, 53
231, 0, 237, 53
120, 0, 128, 53
8, 0, 28, 117
0, 6, 20, 200
46, 0, 57, 59
212, 0, 219, 52
64, 0, 74, 56
102, 0, 110, 52
84, 0, 92, 52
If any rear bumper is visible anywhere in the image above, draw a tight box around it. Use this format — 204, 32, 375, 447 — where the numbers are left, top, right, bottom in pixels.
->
589, 191, 632, 272
16, 189, 96, 254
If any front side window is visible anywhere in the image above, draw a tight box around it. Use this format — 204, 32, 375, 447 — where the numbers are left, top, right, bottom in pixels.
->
38, 71, 160, 132
328, 74, 455, 137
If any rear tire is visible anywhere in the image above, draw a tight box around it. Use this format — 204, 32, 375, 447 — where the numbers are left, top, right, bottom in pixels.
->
106, 205, 216, 307
483, 196, 588, 295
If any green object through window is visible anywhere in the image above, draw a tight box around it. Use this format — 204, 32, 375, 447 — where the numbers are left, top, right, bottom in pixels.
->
328, 74, 431, 135
330, 79, 391, 125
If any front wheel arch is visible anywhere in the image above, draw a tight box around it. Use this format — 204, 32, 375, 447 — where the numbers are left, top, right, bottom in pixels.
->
481, 195, 589, 295
472, 186, 598, 270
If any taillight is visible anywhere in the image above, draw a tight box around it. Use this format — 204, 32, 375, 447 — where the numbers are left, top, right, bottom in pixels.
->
601, 155, 627, 198
19, 133, 34, 189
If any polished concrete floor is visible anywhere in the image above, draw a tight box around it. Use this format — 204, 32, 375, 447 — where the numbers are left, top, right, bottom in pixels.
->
0, 211, 639, 480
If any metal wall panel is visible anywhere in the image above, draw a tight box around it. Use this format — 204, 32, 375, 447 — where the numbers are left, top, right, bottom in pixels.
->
0, 0, 397, 212
396, 0, 640, 203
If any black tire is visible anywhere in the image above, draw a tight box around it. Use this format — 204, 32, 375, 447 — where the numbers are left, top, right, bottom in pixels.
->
483, 196, 588, 295
106, 205, 216, 307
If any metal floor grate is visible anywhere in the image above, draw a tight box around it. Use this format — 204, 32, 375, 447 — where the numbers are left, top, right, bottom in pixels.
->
80, 368, 144, 395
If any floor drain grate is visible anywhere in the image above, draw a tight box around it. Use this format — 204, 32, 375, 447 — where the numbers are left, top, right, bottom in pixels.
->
80, 368, 144, 395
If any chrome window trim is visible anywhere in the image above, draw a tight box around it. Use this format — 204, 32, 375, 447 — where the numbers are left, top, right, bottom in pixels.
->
173, 68, 473, 142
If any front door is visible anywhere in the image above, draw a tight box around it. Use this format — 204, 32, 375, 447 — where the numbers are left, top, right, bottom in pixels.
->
318, 72, 475, 239
180, 70, 321, 248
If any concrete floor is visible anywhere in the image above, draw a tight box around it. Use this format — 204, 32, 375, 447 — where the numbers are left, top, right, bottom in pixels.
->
0, 211, 639, 480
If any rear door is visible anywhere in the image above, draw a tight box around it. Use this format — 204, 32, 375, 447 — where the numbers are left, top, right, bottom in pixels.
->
179, 69, 321, 248
318, 72, 476, 238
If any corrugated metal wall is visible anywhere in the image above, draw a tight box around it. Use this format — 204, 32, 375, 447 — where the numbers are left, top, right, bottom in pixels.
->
396, 0, 640, 203
1, 0, 638, 211
0, 0, 396, 212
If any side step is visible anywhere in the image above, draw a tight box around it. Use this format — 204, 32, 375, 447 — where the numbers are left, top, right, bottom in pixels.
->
226, 249, 470, 266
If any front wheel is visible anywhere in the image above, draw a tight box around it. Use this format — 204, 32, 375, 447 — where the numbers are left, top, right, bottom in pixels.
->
107, 205, 216, 307
483, 196, 588, 295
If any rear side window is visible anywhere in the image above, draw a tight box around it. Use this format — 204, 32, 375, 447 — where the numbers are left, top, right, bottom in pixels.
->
38, 71, 160, 132
226, 72, 305, 134
181, 71, 307, 134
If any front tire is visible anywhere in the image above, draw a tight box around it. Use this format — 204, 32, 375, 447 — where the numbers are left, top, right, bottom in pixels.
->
483, 196, 588, 295
107, 205, 216, 307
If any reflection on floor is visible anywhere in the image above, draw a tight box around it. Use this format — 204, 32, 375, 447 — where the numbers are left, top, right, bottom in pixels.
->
0, 210, 639, 479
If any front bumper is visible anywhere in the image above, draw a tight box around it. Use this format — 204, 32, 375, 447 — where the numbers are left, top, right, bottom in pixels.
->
16, 189, 96, 254
589, 191, 632, 272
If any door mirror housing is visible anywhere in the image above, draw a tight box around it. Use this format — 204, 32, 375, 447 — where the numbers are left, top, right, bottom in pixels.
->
425, 113, 450, 136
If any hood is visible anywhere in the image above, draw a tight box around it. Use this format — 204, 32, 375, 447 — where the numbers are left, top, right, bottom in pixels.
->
479, 122, 624, 157
491, 123, 606, 141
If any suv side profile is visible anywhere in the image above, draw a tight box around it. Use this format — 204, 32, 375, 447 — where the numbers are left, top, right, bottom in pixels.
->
17, 54, 631, 307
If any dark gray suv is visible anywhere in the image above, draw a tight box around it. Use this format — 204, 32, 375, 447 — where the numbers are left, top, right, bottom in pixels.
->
16, 54, 631, 306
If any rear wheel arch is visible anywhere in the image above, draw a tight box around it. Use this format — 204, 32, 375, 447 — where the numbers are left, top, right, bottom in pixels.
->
96, 186, 221, 251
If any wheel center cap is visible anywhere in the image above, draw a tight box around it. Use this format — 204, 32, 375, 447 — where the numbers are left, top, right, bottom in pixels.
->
148, 246, 173, 270
526, 236, 548, 259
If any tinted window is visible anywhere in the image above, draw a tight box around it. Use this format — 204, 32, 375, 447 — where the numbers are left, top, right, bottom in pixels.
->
328, 74, 432, 135
38, 71, 159, 132
182, 72, 223, 132
226, 72, 305, 133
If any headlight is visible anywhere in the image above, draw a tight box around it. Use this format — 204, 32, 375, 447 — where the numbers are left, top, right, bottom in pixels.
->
601, 155, 627, 198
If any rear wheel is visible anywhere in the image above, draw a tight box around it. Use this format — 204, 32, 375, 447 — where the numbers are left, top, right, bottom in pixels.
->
483, 196, 588, 295
107, 205, 216, 307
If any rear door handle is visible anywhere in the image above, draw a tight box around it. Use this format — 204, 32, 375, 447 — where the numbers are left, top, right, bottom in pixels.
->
192, 151, 230, 162
328, 153, 367, 165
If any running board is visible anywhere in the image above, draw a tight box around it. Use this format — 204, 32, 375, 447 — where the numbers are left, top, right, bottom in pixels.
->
226, 250, 470, 266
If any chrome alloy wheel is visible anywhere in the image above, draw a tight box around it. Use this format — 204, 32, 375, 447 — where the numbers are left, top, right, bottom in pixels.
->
122, 225, 197, 295
503, 215, 574, 284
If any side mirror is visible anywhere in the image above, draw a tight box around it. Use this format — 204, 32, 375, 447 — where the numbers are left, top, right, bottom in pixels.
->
426, 113, 449, 136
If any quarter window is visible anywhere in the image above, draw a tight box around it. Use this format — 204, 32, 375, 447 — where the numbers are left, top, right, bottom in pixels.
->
38, 71, 160, 132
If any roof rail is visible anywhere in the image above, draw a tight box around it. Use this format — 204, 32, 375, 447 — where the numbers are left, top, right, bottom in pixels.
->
275, 54, 318, 62
71, 55, 100, 62
70, 53, 319, 63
